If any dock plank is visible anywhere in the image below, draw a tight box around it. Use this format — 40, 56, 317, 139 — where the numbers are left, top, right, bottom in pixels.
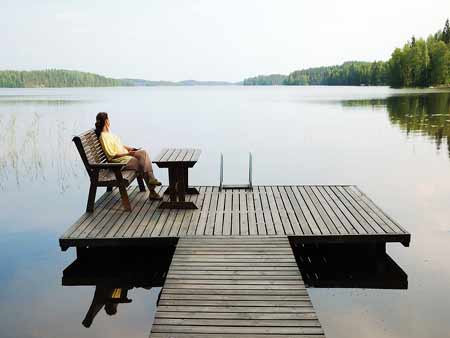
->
259, 187, 276, 235
284, 186, 311, 235
59, 185, 410, 249
266, 187, 285, 235
331, 186, 376, 234
349, 186, 408, 233
150, 237, 324, 338
304, 186, 339, 235
223, 191, 232, 235
232, 192, 242, 236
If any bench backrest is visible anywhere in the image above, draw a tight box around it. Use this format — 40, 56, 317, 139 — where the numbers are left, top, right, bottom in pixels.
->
73, 129, 108, 174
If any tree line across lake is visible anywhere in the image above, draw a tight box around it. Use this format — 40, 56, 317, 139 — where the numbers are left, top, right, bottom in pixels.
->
0, 69, 234, 88
1, 20, 449, 89
0, 69, 132, 88
244, 19, 450, 88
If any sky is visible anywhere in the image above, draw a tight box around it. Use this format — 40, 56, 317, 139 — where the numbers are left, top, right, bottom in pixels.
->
1, 0, 449, 82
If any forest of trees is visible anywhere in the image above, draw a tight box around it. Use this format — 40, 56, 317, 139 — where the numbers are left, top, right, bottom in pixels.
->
283, 61, 388, 86
0, 70, 236, 88
244, 19, 450, 88
388, 20, 450, 87
0, 69, 130, 88
1, 20, 449, 88
243, 74, 287, 85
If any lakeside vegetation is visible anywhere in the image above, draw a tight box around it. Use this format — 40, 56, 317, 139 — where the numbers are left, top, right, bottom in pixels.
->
1, 20, 448, 89
245, 19, 450, 88
0, 70, 126, 88
0, 70, 235, 88
243, 74, 287, 85
341, 93, 450, 156
284, 61, 388, 86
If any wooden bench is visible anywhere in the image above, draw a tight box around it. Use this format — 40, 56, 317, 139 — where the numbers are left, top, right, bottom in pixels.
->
73, 129, 146, 212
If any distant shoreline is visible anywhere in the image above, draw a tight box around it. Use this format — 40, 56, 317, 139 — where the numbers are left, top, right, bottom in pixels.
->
0, 69, 240, 88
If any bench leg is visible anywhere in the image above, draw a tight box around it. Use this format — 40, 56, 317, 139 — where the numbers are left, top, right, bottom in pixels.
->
113, 169, 132, 212
86, 184, 97, 212
137, 177, 146, 192
86, 172, 99, 213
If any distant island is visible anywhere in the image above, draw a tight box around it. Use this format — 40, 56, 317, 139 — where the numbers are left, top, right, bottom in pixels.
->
0, 69, 237, 88
245, 19, 450, 88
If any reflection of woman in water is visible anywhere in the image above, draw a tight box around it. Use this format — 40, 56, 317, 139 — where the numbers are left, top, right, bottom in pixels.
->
82, 287, 131, 328
95, 112, 163, 200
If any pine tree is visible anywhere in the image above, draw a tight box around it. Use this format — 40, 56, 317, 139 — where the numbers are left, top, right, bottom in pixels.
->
443, 19, 450, 44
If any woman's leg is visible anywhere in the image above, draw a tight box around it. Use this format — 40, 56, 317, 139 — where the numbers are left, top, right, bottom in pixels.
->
124, 157, 139, 173
135, 149, 155, 178
125, 151, 161, 199
133, 150, 162, 199
134, 150, 161, 189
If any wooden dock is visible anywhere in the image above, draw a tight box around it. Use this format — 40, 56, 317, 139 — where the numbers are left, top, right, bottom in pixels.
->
60, 185, 410, 250
60, 185, 410, 338
150, 236, 324, 338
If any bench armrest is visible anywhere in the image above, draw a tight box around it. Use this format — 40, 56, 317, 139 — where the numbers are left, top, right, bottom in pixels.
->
90, 163, 127, 169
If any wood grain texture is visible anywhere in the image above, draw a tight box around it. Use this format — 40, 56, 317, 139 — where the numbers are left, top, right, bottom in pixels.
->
150, 237, 324, 338
59, 185, 410, 248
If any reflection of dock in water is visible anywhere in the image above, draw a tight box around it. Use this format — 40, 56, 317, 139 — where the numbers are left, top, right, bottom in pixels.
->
62, 246, 174, 287
61, 184, 410, 337
293, 242, 408, 289
62, 239, 408, 335
63, 246, 173, 329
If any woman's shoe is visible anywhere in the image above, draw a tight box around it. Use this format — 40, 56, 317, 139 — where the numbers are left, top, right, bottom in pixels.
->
148, 177, 162, 186
149, 190, 163, 200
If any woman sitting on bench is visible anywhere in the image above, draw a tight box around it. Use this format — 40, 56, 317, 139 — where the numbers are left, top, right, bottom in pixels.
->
95, 112, 162, 200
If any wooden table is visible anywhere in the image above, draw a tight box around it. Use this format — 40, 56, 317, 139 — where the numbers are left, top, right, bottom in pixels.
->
153, 148, 201, 209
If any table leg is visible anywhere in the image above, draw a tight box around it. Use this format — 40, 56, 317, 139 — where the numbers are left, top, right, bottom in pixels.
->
168, 167, 177, 202
176, 167, 186, 202
164, 167, 199, 195
183, 167, 199, 195
159, 166, 198, 209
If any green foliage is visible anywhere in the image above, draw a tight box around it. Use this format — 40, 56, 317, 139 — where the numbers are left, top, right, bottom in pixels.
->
429, 40, 450, 85
341, 93, 450, 156
246, 19, 450, 88
387, 93, 450, 154
243, 74, 287, 85
387, 20, 450, 88
443, 19, 450, 44
388, 48, 404, 88
0, 69, 131, 88
283, 18, 450, 88
283, 61, 388, 86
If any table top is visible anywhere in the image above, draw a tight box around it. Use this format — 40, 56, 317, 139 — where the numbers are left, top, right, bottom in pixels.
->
153, 148, 201, 167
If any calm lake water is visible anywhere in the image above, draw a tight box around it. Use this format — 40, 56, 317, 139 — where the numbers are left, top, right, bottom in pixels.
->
1, 86, 450, 338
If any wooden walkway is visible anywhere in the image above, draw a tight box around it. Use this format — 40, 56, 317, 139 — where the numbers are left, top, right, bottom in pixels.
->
150, 236, 324, 338
60, 185, 411, 338
60, 185, 410, 250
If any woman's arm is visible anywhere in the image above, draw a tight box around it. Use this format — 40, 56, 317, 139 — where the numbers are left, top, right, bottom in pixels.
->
124, 145, 140, 151
111, 152, 131, 159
